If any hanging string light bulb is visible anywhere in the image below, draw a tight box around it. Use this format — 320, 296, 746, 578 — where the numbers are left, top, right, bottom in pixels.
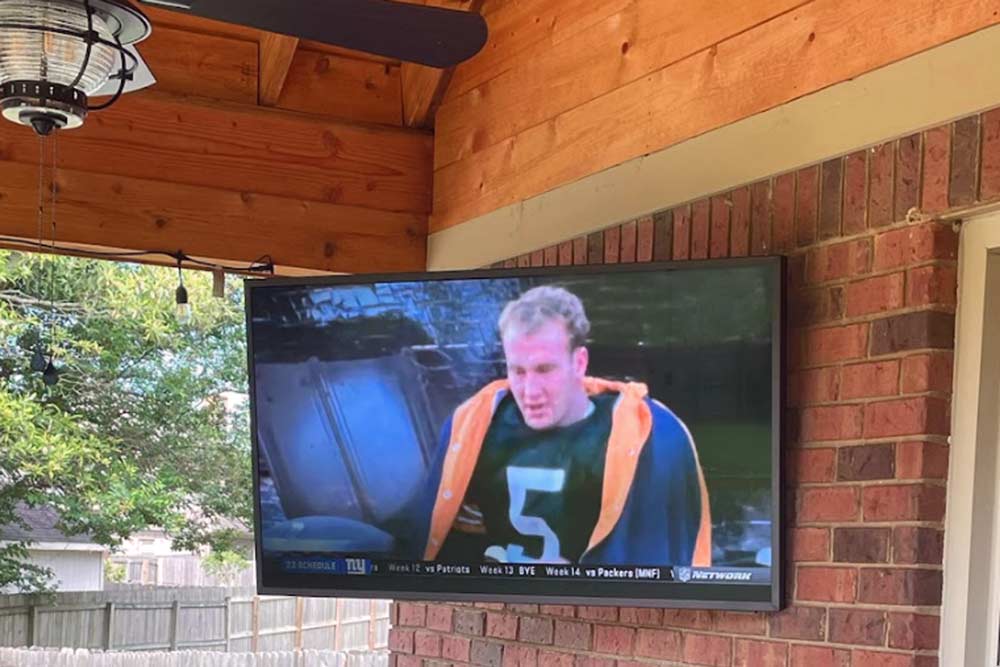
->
175, 257, 191, 324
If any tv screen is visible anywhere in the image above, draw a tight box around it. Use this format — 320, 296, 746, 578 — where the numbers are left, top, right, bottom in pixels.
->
247, 258, 783, 610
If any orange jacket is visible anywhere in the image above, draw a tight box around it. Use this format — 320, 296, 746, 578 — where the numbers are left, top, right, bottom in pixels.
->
423, 377, 712, 566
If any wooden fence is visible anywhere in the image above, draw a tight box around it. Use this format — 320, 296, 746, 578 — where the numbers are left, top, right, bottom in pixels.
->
0, 588, 389, 654
0, 647, 389, 667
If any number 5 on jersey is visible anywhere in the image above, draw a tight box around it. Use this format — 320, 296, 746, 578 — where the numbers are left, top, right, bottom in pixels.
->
484, 466, 566, 563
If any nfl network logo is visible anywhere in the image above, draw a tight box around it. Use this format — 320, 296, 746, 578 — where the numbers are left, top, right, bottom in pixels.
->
676, 567, 692, 583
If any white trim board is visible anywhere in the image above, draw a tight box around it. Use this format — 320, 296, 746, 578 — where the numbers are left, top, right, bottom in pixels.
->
940, 213, 1000, 666
427, 24, 1000, 270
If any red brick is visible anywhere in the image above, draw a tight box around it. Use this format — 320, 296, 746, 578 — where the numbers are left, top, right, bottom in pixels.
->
577, 607, 618, 622
618, 607, 662, 626
553, 620, 591, 650
396, 655, 421, 667
922, 125, 951, 214
603, 226, 620, 264
573, 236, 587, 265
768, 606, 826, 640
634, 628, 681, 660
841, 360, 900, 399
586, 233, 604, 264
710, 194, 731, 258
530, 249, 545, 267
893, 526, 945, 565
889, 612, 940, 650
539, 606, 576, 618
820, 157, 844, 239
828, 608, 887, 645
864, 483, 947, 522
399, 603, 428, 627
518, 253, 532, 268
873, 223, 958, 271
487, 612, 519, 640
713, 612, 766, 636
619, 220, 637, 263
734, 639, 788, 667
661, 610, 715, 630
790, 527, 830, 562
574, 657, 613, 667
518, 617, 554, 645
772, 175, 795, 253
557, 240, 573, 266
636, 216, 654, 263
790, 645, 850, 667
796, 166, 819, 247
691, 198, 710, 260
864, 397, 950, 438
838, 444, 896, 481
806, 239, 872, 285
789, 286, 845, 327
454, 609, 486, 635
833, 527, 890, 563
858, 568, 943, 606
593, 625, 634, 655
537, 651, 571, 667
869, 142, 895, 227
415, 631, 443, 657
672, 205, 691, 260
801, 405, 863, 442
476, 602, 505, 610
851, 650, 916, 667
541, 245, 556, 267
796, 567, 858, 603
443, 636, 472, 662
982, 108, 1000, 199
799, 487, 860, 523
915, 658, 938, 667
651, 211, 672, 262
799, 324, 869, 366
390, 628, 416, 653
504, 646, 538, 667
472, 640, 505, 667
900, 352, 954, 394
789, 367, 840, 406
844, 150, 869, 234
870, 311, 955, 355
789, 448, 836, 483
895, 134, 922, 221
896, 441, 949, 480
730, 186, 752, 257
427, 606, 454, 633
751, 179, 772, 255
908, 264, 958, 308
846, 273, 905, 317
682, 634, 732, 667
951, 116, 981, 207
509, 604, 540, 614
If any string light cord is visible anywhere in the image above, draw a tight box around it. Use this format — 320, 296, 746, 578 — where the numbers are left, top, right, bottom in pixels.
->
0, 236, 276, 277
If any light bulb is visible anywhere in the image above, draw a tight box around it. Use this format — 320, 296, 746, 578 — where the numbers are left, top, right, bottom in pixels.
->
30, 347, 47, 372
175, 284, 191, 324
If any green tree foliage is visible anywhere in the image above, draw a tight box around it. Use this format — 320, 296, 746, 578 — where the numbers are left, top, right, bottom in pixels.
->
0, 251, 252, 591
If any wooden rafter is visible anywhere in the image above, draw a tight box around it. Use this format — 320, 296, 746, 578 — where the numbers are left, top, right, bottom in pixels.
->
258, 33, 301, 107
400, 0, 484, 128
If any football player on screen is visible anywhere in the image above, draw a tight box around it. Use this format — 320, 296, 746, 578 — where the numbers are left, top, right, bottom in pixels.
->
421, 286, 712, 567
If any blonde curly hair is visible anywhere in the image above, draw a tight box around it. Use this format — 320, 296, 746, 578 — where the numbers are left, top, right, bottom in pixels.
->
498, 285, 591, 350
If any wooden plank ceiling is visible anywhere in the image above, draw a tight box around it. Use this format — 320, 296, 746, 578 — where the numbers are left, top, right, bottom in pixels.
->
0, 3, 471, 274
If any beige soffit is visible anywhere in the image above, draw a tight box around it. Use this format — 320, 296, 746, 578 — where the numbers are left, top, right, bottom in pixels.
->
427, 23, 1000, 270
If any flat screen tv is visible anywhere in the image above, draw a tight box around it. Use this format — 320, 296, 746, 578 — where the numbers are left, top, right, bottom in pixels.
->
246, 258, 783, 610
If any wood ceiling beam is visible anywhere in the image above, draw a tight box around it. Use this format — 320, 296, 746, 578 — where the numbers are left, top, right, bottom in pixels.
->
400, 0, 484, 128
259, 33, 301, 107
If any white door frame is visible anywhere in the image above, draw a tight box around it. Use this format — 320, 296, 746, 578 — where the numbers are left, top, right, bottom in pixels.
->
941, 212, 1000, 665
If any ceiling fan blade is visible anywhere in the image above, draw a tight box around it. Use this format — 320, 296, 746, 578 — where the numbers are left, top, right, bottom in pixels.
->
138, 0, 488, 68
91, 46, 157, 97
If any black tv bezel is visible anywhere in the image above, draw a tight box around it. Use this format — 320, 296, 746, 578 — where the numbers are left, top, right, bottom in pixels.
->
245, 256, 786, 611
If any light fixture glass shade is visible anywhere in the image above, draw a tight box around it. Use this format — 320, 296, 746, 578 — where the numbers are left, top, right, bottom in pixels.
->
0, 0, 118, 95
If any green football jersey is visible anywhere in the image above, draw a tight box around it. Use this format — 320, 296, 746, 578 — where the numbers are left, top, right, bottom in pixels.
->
447, 393, 616, 563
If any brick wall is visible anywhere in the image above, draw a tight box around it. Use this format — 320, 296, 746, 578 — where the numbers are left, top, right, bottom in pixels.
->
390, 107, 1000, 666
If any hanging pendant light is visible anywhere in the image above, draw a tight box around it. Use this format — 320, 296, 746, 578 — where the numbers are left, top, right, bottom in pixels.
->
0, 0, 153, 134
